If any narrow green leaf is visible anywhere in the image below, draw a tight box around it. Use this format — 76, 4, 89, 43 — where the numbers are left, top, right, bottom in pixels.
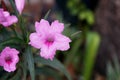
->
107, 55, 120, 80
9, 69, 22, 80
65, 38, 82, 65
24, 46, 35, 80
0, 72, 10, 80
36, 67, 61, 80
71, 31, 82, 38
9, 0, 19, 17
44, 9, 51, 20
83, 32, 100, 80
0, 37, 23, 45
34, 56, 71, 80
20, 62, 27, 80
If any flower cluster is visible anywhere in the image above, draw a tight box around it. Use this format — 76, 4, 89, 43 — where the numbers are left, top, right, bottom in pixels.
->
0, 0, 24, 72
0, 0, 71, 73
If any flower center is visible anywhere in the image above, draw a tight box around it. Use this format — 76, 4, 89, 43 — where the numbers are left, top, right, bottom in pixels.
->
45, 37, 54, 47
5, 56, 12, 65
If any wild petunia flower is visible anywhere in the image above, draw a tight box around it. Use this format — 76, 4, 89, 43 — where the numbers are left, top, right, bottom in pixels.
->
15, 0, 25, 14
29, 19, 71, 60
0, 8, 18, 27
0, 47, 19, 72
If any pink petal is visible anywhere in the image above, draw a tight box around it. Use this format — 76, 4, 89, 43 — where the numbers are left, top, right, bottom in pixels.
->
0, 9, 18, 27
15, 0, 25, 14
51, 20, 64, 33
4, 63, 16, 72
0, 57, 4, 66
1, 16, 18, 27
55, 34, 71, 51
35, 19, 50, 34
3, 11, 10, 17
29, 33, 44, 49
40, 44, 56, 60
0, 9, 6, 22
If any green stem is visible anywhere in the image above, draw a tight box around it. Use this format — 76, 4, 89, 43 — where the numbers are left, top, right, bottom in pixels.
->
19, 16, 27, 42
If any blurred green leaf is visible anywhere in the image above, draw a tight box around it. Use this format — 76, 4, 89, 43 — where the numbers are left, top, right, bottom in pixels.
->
79, 11, 86, 20
107, 55, 120, 80
24, 46, 35, 80
107, 62, 116, 80
0, 72, 10, 80
9, 0, 19, 17
0, 37, 23, 46
34, 56, 71, 80
0, 28, 12, 41
71, 31, 82, 38
36, 67, 61, 80
65, 38, 82, 65
0, 37, 23, 50
86, 11, 94, 25
83, 32, 100, 80
9, 69, 22, 80
44, 9, 51, 20
20, 61, 27, 80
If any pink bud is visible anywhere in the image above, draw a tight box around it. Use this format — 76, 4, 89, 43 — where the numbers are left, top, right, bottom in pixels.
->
15, 0, 25, 14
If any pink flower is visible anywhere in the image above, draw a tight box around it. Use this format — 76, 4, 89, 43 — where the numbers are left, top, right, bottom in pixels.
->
0, 47, 19, 72
0, 8, 18, 27
15, 0, 25, 14
29, 19, 71, 60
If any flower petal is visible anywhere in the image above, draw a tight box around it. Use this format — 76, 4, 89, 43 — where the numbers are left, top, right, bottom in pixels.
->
0, 9, 6, 22
51, 20, 64, 33
0, 9, 18, 27
35, 19, 50, 34
40, 44, 56, 60
55, 34, 71, 51
4, 63, 16, 72
29, 33, 44, 49
3, 11, 10, 17
1, 15, 18, 27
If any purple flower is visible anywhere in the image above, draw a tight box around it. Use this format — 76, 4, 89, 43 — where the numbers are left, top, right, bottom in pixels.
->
15, 0, 25, 14
0, 47, 19, 72
0, 9, 18, 27
29, 19, 71, 60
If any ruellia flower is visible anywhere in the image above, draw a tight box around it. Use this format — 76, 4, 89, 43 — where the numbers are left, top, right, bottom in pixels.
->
29, 19, 71, 60
15, 0, 25, 14
0, 47, 19, 72
0, 8, 18, 27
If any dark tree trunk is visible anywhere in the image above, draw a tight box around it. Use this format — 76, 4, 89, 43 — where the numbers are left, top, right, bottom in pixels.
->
94, 0, 120, 77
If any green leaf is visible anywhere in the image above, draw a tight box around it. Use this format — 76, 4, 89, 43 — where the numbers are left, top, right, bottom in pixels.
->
44, 9, 51, 20
0, 37, 23, 46
24, 46, 35, 80
20, 62, 27, 80
9, 0, 19, 17
70, 31, 82, 38
65, 38, 82, 65
35, 67, 61, 80
0, 37, 23, 50
34, 56, 71, 80
0, 72, 10, 80
83, 32, 100, 80
9, 69, 22, 80
107, 55, 120, 80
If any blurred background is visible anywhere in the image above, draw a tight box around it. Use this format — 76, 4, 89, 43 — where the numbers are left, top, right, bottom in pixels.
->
1, 0, 120, 80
